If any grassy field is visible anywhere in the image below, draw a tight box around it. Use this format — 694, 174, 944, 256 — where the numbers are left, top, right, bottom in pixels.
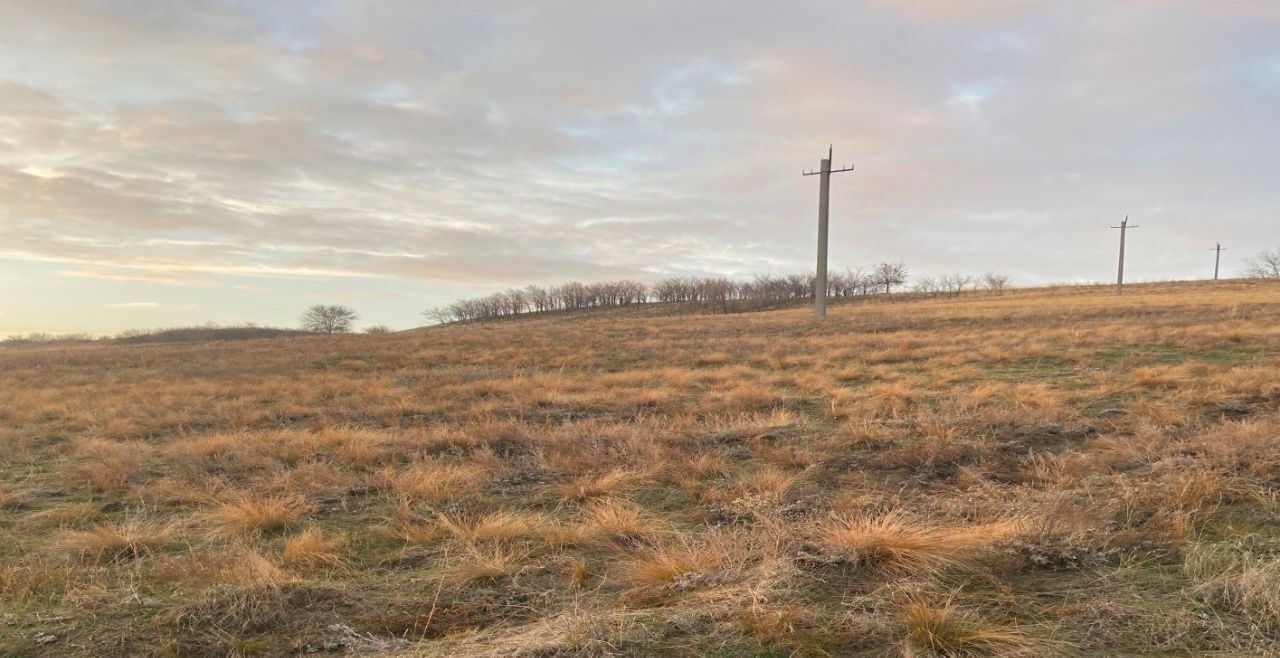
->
2, 280, 1279, 656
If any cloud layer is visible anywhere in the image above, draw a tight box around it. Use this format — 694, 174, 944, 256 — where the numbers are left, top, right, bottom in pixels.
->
1, 1, 1277, 332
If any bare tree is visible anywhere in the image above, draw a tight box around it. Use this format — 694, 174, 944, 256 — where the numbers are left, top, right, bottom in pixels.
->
873, 261, 909, 294
982, 272, 1011, 293
943, 273, 972, 296
913, 276, 939, 296
1244, 248, 1280, 279
301, 305, 358, 334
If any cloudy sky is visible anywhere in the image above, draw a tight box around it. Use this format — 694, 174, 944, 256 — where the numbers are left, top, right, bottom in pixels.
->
2, 0, 1278, 334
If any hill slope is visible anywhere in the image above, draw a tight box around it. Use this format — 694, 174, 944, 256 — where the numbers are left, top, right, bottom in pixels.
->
2, 280, 1279, 656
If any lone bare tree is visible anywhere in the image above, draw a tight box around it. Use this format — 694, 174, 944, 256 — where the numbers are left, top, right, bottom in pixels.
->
1244, 248, 1280, 279
873, 261, 909, 294
301, 305, 358, 334
983, 272, 1011, 293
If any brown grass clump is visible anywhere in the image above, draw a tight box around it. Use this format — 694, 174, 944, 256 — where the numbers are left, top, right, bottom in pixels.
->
736, 466, 799, 501
206, 495, 309, 538
0, 488, 28, 511
552, 469, 642, 502
169, 433, 241, 460
382, 461, 488, 502
1184, 543, 1280, 632
621, 538, 726, 587
449, 545, 527, 584
566, 558, 591, 588
582, 498, 661, 541
22, 502, 105, 529
398, 522, 445, 546
75, 460, 139, 494
219, 549, 297, 587
821, 512, 1025, 575
58, 519, 175, 564
902, 600, 1033, 656
281, 527, 345, 569
326, 428, 388, 465
436, 510, 551, 544
682, 453, 727, 478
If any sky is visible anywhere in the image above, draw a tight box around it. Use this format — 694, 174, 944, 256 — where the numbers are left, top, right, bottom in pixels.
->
1, 0, 1278, 334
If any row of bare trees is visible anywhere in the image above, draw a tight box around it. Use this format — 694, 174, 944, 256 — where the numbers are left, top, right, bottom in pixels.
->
424, 262, 1021, 324
914, 272, 1011, 296
426, 280, 650, 322
426, 262, 951, 323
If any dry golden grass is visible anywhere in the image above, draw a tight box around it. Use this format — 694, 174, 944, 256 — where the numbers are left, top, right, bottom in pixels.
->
280, 527, 345, 570
621, 538, 728, 587
2, 280, 1280, 656
448, 545, 527, 584
435, 510, 551, 544
551, 468, 642, 501
381, 461, 489, 502
821, 512, 1026, 576
21, 501, 105, 528
219, 548, 297, 587
581, 497, 662, 541
57, 519, 176, 564
206, 495, 310, 538
1184, 543, 1280, 633
735, 466, 800, 501
902, 599, 1034, 656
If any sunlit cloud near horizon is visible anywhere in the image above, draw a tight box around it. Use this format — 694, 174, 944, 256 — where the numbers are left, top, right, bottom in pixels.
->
1, 0, 1278, 333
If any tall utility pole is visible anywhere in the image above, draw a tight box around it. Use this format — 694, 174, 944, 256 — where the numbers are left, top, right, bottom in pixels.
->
1212, 242, 1225, 280
1111, 215, 1138, 295
803, 145, 854, 318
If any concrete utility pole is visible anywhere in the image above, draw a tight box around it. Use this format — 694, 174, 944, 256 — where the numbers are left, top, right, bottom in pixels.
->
1212, 242, 1225, 280
1111, 215, 1138, 295
803, 145, 854, 318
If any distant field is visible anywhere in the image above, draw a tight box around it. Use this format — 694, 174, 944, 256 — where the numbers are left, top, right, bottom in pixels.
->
2, 280, 1279, 656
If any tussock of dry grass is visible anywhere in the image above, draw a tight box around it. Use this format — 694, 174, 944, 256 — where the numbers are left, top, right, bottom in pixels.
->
57, 519, 175, 564
552, 468, 643, 501
436, 510, 551, 544
281, 527, 345, 569
735, 466, 800, 501
1184, 543, 1280, 632
903, 600, 1034, 656
821, 512, 1026, 575
582, 498, 662, 541
219, 549, 297, 586
0, 488, 28, 511
206, 495, 310, 538
21, 501, 105, 528
448, 545, 527, 584
381, 461, 489, 502
622, 539, 728, 587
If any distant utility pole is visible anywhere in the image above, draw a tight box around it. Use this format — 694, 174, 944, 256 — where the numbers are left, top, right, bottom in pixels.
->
803, 145, 854, 318
1212, 242, 1225, 280
1111, 215, 1138, 295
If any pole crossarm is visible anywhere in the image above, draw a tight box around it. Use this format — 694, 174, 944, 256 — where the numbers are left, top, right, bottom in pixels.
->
803, 165, 855, 176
